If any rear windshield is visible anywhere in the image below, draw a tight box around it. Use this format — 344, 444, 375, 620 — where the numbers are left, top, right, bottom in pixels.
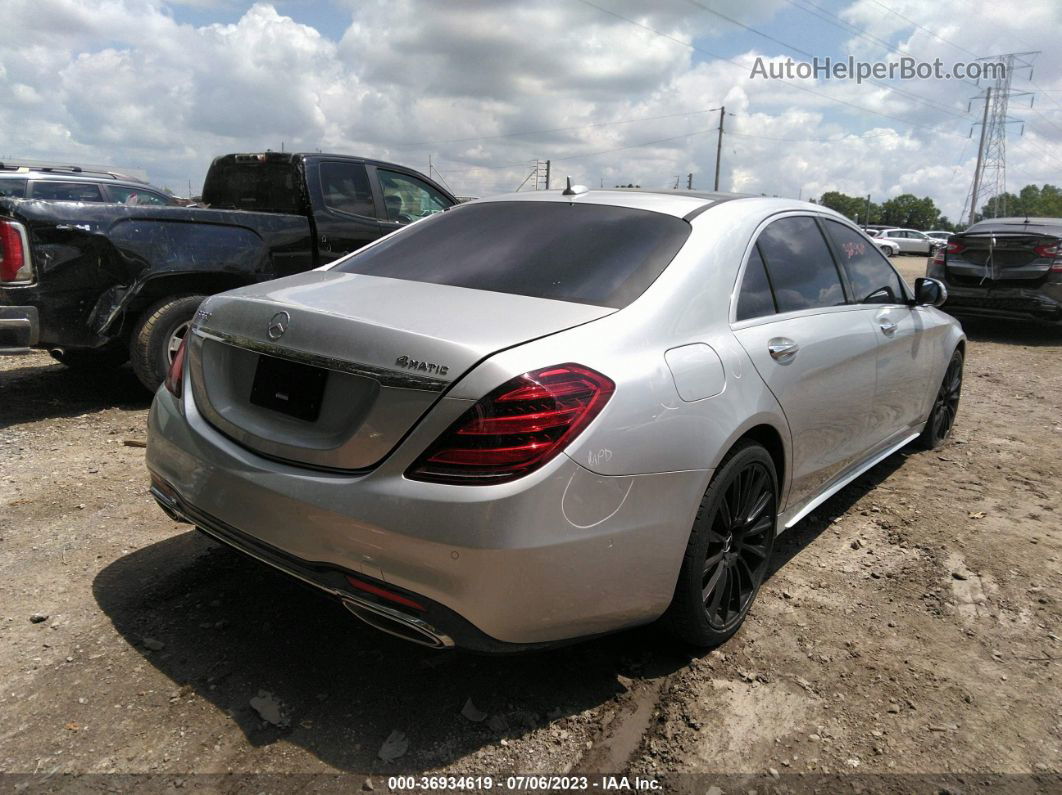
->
332, 202, 691, 308
202, 160, 305, 214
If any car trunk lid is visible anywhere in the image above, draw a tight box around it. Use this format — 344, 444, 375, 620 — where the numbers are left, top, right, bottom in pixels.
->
187, 270, 614, 470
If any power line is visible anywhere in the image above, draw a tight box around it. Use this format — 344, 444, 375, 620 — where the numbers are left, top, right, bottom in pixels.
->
575, 0, 955, 134
868, 0, 978, 59
786, 0, 903, 60
433, 126, 722, 179
549, 126, 719, 162
683, 0, 970, 120
725, 129, 896, 144
390, 107, 721, 148
785, 0, 980, 91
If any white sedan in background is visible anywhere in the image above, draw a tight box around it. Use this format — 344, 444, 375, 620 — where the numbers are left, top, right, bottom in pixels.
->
864, 229, 900, 257
877, 228, 942, 255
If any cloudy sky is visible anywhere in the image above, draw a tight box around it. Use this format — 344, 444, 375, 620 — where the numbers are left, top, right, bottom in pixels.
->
2, 0, 1061, 221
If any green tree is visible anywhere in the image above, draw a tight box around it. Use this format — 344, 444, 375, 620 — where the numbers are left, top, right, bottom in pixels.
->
816, 191, 880, 225
979, 184, 1062, 220
879, 194, 941, 229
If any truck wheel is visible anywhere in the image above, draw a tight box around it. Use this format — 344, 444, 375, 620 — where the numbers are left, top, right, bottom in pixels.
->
130, 295, 204, 392
49, 347, 128, 371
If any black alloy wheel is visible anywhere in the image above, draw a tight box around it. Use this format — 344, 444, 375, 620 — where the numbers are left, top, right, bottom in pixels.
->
664, 440, 778, 647
702, 460, 776, 631
918, 349, 963, 449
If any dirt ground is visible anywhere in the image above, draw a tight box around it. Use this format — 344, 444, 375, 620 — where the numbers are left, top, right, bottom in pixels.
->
1, 257, 1060, 792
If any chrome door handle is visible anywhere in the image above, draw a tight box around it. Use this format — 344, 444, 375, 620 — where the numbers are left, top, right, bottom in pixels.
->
768, 338, 799, 361
879, 320, 898, 335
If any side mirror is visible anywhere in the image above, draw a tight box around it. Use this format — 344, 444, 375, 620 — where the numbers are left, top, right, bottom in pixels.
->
914, 277, 947, 307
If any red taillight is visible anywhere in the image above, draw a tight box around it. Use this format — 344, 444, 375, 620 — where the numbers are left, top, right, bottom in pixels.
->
345, 574, 425, 611
934, 241, 961, 266
0, 220, 26, 282
1034, 243, 1060, 258
164, 337, 187, 397
407, 363, 615, 484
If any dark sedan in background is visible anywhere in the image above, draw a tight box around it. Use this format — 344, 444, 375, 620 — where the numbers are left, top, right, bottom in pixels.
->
927, 217, 1062, 325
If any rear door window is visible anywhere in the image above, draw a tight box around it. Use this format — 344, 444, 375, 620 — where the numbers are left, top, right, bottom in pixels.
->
333, 201, 690, 308
106, 185, 173, 205
320, 162, 376, 217
30, 181, 104, 201
823, 220, 905, 303
0, 179, 27, 198
756, 216, 846, 313
735, 245, 777, 321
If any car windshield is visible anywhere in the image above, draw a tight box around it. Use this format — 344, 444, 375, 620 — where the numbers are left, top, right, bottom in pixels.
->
332, 201, 691, 308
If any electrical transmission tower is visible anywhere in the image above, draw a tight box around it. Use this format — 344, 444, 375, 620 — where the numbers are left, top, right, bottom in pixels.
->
964, 52, 1038, 225
515, 159, 552, 191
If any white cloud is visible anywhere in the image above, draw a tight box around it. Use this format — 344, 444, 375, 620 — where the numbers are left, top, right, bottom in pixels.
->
0, 0, 1059, 222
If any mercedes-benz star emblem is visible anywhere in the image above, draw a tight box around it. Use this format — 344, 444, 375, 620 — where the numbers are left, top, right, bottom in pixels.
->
267, 311, 290, 340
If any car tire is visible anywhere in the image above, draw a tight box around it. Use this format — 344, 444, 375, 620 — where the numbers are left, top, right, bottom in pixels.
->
49, 347, 128, 370
663, 440, 778, 647
917, 348, 963, 449
130, 295, 204, 392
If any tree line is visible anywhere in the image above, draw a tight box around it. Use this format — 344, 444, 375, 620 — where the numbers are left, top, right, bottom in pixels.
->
812, 183, 1061, 232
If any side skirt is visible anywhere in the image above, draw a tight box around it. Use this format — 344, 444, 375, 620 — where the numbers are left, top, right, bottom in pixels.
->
778, 429, 921, 532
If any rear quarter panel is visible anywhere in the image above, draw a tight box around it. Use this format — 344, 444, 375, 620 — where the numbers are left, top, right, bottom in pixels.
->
445, 199, 794, 482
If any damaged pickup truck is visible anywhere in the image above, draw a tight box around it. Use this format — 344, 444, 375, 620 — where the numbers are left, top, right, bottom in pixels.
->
0, 152, 456, 389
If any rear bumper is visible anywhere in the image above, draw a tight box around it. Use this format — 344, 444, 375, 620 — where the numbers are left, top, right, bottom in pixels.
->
145, 386, 709, 649
0, 305, 39, 353
943, 290, 1062, 323
928, 261, 1062, 322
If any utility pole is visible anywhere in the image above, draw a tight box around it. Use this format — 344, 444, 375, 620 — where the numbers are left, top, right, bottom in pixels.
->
687, 173, 693, 189
545, 160, 551, 190
864, 194, 871, 229
968, 88, 991, 226
713, 105, 725, 191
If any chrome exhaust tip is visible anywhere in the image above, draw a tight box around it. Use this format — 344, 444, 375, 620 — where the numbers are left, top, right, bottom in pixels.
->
150, 485, 189, 524
342, 599, 453, 649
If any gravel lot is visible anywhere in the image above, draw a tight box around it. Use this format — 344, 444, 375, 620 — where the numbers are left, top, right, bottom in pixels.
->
1, 257, 1060, 791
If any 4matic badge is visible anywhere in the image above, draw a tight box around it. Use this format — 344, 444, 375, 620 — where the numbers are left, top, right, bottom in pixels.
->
395, 355, 449, 376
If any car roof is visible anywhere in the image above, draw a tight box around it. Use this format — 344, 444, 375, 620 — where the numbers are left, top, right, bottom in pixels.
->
217, 152, 456, 200
0, 170, 172, 198
0, 171, 160, 190
228, 151, 444, 176
464, 187, 820, 221
0, 163, 149, 183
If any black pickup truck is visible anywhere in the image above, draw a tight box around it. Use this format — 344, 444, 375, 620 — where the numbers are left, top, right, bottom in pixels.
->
0, 152, 456, 389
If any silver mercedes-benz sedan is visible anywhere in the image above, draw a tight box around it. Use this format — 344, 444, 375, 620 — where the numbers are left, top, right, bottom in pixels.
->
146, 187, 964, 651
